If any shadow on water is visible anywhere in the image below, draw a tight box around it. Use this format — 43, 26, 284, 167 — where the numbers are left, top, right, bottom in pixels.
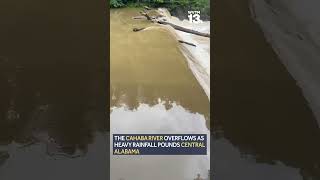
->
0, 0, 109, 179
213, 0, 320, 179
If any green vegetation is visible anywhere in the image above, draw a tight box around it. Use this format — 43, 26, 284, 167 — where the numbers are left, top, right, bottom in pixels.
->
110, 0, 125, 7
110, 0, 210, 20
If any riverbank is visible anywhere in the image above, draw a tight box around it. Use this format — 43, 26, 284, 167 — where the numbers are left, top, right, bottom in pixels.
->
156, 8, 210, 100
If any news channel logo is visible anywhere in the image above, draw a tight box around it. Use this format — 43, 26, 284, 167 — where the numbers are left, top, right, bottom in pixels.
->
188, 11, 203, 24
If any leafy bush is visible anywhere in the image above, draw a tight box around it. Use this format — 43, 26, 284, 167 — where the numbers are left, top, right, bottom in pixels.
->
110, 0, 124, 8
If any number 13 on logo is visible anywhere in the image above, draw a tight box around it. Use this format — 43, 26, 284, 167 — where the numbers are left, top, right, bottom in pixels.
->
188, 11, 202, 24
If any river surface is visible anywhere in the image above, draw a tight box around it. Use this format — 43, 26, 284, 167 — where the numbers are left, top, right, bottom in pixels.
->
213, 0, 320, 179
0, 0, 108, 179
110, 8, 210, 180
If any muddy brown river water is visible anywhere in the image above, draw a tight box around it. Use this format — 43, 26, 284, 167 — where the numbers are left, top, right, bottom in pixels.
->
213, 0, 320, 179
2, 1, 319, 180
110, 8, 210, 180
0, 1, 108, 179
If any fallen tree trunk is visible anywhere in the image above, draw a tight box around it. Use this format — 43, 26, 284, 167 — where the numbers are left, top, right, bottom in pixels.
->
139, 11, 210, 38
178, 40, 196, 47
133, 16, 147, 20
136, 13, 158, 21
158, 21, 210, 38
132, 28, 197, 47
140, 12, 152, 20
133, 27, 146, 32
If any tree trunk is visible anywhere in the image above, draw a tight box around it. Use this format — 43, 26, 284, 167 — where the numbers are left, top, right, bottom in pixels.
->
139, 11, 210, 38
157, 21, 210, 38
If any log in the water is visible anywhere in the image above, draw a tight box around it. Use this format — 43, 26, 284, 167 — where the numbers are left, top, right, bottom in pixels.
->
133, 27, 146, 32
178, 40, 197, 47
158, 21, 210, 38
140, 12, 152, 20
133, 16, 147, 20
139, 12, 210, 38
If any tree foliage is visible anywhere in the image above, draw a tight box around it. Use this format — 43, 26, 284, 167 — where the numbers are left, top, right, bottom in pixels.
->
110, 0, 210, 18
110, 0, 124, 8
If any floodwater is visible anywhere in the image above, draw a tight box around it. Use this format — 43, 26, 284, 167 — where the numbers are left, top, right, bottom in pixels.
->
0, 0, 108, 179
213, 0, 320, 179
110, 8, 210, 180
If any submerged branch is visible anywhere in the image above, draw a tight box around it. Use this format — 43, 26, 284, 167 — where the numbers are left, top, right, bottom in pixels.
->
178, 40, 196, 47
133, 27, 146, 32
